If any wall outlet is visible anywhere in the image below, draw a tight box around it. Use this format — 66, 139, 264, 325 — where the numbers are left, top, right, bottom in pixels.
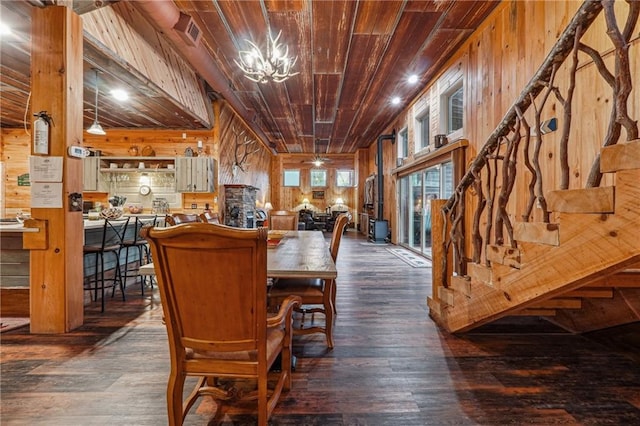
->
191, 203, 197, 209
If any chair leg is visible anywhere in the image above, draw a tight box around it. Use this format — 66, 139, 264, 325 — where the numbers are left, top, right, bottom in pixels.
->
332, 283, 337, 315
92, 252, 99, 303
121, 246, 129, 290
99, 252, 105, 313
325, 279, 336, 349
137, 244, 145, 296
166, 371, 186, 426
257, 375, 268, 426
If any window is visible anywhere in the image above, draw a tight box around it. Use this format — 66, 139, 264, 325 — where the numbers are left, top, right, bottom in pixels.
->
336, 169, 355, 187
398, 127, 408, 159
283, 169, 300, 187
310, 169, 327, 187
444, 81, 463, 135
415, 108, 430, 152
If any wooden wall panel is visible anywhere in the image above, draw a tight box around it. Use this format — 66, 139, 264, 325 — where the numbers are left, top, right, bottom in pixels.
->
0, 130, 31, 217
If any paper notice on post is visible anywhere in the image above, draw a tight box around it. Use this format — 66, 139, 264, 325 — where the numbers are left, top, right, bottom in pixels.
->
31, 182, 63, 208
29, 156, 63, 182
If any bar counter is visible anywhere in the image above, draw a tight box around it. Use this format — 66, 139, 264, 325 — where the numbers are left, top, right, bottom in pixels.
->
0, 214, 159, 317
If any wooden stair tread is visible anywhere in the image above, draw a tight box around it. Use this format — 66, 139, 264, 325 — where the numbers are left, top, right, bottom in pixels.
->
600, 138, 640, 173
547, 186, 614, 213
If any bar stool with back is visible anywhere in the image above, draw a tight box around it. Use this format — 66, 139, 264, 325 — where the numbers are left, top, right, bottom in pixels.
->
83, 217, 129, 312
119, 215, 157, 295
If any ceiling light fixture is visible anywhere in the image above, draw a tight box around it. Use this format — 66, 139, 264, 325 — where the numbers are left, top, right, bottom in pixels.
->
391, 96, 401, 105
110, 89, 129, 101
408, 74, 419, 84
235, 29, 299, 83
87, 69, 106, 136
0, 22, 12, 37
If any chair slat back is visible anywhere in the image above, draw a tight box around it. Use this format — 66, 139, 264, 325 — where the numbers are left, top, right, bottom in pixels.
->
269, 210, 298, 230
143, 224, 268, 354
103, 217, 130, 248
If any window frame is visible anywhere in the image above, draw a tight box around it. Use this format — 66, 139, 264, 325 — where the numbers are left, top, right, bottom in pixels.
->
414, 107, 430, 153
310, 169, 327, 187
336, 169, 355, 187
442, 79, 463, 138
283, 169, 301, 187
398, 127, 408, 159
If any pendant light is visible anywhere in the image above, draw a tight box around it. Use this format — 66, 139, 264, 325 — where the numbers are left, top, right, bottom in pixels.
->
87, 69, 106, 135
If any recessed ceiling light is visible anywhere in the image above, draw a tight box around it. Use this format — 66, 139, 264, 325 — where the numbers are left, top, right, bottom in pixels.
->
408, 74, 419, 84
111, 89, 129, 101
0, 22, 12, 37
391, 96, 401, 105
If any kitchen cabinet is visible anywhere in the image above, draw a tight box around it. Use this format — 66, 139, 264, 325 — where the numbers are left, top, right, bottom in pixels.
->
175, 157, 215, 192
83, 157, 100, 191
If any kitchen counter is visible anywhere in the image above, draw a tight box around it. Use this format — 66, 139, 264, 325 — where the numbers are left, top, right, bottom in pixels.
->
0, 221, 39, 233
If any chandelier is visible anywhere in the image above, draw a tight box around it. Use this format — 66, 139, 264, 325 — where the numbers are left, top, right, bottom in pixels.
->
235, 30, 299, 83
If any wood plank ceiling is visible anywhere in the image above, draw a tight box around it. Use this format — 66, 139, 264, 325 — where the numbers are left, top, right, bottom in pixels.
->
0, 0, 499, 154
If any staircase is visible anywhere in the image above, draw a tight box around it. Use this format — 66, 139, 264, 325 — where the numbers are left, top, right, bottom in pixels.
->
428, 140, 640, 333
428, 2, 640, 334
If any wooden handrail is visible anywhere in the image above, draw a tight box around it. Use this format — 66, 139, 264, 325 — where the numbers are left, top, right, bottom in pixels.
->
440, 0, 639, 286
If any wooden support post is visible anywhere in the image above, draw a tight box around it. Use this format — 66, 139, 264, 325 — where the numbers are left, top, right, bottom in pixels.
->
431, 199, 449, 298
29, 6, 84, 333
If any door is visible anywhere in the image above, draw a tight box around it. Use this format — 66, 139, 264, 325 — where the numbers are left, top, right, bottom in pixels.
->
397, 162, 454, 258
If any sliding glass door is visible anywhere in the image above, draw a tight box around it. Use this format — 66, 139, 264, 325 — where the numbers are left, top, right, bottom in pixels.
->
397, 162, 454, 258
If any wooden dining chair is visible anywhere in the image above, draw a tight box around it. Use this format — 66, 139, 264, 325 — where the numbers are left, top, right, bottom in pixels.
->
142, 223, 300, 426
268, 210, 298, 230
268, 212, 350, 348
165, 213, 201, 226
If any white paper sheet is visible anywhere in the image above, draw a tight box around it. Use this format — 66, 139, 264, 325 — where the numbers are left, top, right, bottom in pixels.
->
29, 156, 63, 182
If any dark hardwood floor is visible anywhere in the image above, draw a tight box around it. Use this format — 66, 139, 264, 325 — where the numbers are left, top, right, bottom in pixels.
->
2, 230, 639, 425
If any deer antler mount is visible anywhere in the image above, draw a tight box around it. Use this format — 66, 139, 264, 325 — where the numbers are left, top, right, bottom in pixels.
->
232, 127, 260, 177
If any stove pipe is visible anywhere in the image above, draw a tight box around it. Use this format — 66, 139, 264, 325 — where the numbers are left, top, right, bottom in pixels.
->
376, 130, 396, 221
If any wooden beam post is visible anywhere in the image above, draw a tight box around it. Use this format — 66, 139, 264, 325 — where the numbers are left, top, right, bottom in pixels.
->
30, 6, 84, 333
431, 198, 450, 297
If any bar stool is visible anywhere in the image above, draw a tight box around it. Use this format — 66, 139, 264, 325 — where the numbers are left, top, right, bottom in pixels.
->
83, 218, 129, 312
120, 216, 157, 295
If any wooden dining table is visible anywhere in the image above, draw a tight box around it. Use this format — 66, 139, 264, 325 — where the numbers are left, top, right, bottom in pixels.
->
138, 230, 336, 280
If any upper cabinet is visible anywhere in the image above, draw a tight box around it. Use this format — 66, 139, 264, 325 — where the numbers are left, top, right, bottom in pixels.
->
83, 157, 100, 192
175, 157, 215, 193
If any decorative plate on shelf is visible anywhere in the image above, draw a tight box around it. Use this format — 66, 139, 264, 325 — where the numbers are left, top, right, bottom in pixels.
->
141, 145, 155, 156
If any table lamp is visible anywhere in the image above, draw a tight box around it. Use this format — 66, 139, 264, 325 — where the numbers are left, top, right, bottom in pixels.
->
264, 202, 273, 210
302, 198, 309, 209
335, 198, 344, 208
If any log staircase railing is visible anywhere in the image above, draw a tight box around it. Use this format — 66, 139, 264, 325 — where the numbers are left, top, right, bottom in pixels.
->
432, 0, 640, 332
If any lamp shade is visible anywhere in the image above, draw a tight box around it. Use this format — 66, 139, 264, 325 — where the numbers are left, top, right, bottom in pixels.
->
335, 198, 344, 205
302, 198, 310, 204
264, 202, 273, 210
87, 120, 106, 135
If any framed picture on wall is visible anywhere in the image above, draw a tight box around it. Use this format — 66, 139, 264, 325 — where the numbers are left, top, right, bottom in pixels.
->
312, 190, 325, 199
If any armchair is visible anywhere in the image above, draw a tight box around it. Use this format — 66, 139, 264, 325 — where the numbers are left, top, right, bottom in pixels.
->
142, 223, 300, 425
